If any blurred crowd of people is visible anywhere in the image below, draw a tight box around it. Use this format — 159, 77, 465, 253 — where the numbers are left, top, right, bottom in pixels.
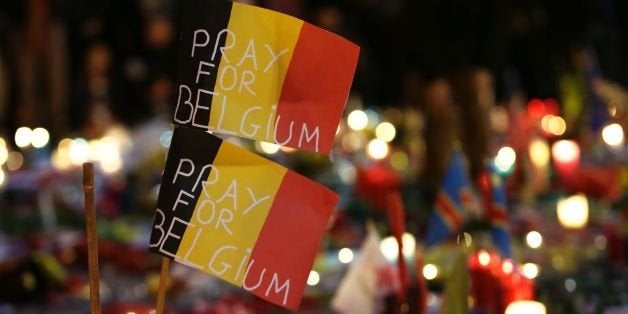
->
1, 0, 627, 147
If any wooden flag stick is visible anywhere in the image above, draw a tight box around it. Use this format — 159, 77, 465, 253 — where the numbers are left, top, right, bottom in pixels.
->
82, 162, 101, 314
156, 257, 171, 314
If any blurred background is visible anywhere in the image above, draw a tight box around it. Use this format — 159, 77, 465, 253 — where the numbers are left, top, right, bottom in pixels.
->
0, 0, 627, 313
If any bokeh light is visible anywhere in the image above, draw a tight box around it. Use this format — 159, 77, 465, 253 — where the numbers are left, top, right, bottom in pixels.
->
347, 110, 368, 131
390, 151, 409, 171
494, 146, 516, 173
423, 264, 438, 280
366, 139, 389, 159
256, 141, 280, 155
522, 263, 539, 279
52, 138, 73, 170
526, 231, 543, 249
547, 116, 566, 136
478, 250, 491, 266
551, 140, 580, 164
557, 193, 588, 229
6, 151, 24, 171
565, 278, 576, 293
529, 138, 550, 168
601, 123, 624, 147
505, 301, 546, 314
69, 138, 90, 166
338, 248, 354, 264
379, 233, 415, 261
15, 127, 33, 148
307, 270, 320, 286
31, 128, 50, 148
0, 140, 8, 165
502, 260, 514, 274
375, 122, 396, 142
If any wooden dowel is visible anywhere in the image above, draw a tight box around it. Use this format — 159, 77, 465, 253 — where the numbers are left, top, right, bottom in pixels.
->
156, 257, 171, 314
83, 162, 100, 314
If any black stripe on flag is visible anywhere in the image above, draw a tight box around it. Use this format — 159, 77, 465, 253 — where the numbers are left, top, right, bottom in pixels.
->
149, 126, 223, 256
173, 0, 233, 127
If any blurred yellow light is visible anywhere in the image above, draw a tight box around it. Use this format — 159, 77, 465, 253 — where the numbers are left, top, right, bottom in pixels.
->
552, 255, 565, 270
0, 169, 5, 187
502, 260, 514, 274
505, 301, 546, 314
280, 146, 296, 153
342, 132, 367, 152
380, 236, 398, 261
529, 138, 550, 168
549, 116, 566, 136
6, 151, 24, 171
478, 250, 491, 266
390, 151, 408, 171
422, 264, 438, 280
338, 248, 354, 264
347, 110, 368, 131
31, 128, 50, 148
495, 146, 516, 172
367, 139, 389, 159
256, 141, 280, 155
551, 140, 580, 164
557, 193, 588, 229
379, 233, 415, 261
15, 127, 32, 148
101, 157, 122, 174
51, 150, 72, 171
602, 123, 624, 146
526, 231, 543, 249
402, 233, 416, 258
490, 106, 509, 133
307, 270, 320, 286
521, 263, 539, 279
69, 138, 90, 166
0, 145, 7, 165
52, 138, 73, 170
375, 122, 396, 142
540, 115, 554, 133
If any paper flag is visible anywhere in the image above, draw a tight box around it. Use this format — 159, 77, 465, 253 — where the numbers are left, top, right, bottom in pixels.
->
172, 0, 360, 153
148, 126, 338, 309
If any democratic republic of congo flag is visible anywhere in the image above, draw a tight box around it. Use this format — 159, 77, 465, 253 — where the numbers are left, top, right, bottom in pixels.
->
149, 126, 338, 309
172, 0, 360, 154
478, 166, 513, 258
425, 148, 475, 247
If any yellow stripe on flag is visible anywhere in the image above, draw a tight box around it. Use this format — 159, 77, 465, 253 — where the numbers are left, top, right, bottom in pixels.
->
209, 2, 303, 142
176, 141, 287, 286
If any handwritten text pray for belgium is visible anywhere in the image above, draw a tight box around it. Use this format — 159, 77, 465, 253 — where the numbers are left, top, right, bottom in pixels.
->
174, 29, 322, 152
150, 158, 292, 306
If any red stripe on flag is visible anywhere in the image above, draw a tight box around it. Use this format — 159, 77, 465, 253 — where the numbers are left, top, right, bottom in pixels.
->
488, 203, 508, 223
436, 193, 462, 230
276, 23, 359, 153
248, 171, 338, 309
459, 188, 476, 210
